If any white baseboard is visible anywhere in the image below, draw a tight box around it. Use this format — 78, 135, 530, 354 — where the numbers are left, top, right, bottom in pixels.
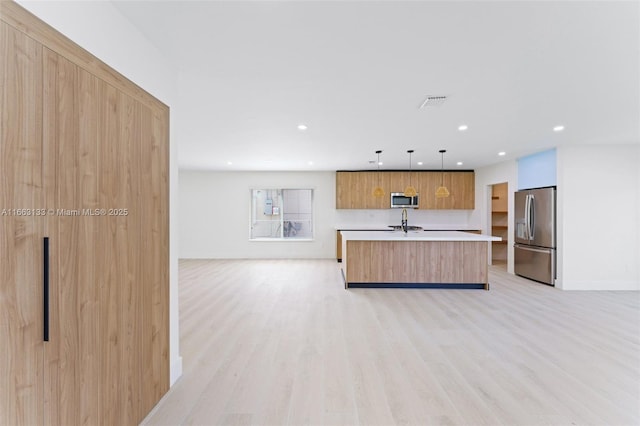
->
170, 356, 183, 386
558, 280, 639, 291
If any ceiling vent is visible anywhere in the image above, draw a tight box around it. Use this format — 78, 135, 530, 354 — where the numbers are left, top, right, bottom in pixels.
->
419, 95, 447, 109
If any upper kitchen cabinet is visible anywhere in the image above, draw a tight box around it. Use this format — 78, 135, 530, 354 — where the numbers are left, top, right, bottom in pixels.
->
418, 171, 475, 210
336, 171, 474, 209
388, 171, 412, 194
336, 171, 391, 209
336, 171, 363, 209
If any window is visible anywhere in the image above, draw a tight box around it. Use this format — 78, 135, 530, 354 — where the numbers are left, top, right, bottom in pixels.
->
250, 189, 313, 240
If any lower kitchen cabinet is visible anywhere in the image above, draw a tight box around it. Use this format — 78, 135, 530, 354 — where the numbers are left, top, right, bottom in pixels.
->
1, 5, 169, 425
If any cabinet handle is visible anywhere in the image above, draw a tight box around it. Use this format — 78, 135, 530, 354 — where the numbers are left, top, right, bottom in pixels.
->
43, 237, 49, 342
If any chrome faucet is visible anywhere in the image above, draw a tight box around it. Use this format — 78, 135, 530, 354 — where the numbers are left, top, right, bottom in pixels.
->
401, 208, 408, 233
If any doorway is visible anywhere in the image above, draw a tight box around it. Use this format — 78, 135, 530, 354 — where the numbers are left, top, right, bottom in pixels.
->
490, 182, 508, 267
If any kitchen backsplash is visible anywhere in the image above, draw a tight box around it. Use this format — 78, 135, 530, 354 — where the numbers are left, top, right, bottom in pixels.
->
335, 209, 481, 229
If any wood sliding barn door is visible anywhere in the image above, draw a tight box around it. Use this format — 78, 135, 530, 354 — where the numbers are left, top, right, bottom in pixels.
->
1, 2, 169, 424
0, 20, 45, 426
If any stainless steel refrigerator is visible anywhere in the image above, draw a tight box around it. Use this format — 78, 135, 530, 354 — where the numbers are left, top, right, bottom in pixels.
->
514, 186, 556, 285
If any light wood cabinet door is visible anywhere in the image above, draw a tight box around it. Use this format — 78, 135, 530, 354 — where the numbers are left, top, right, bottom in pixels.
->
139, 97, 170, 414
336, 171, 355, 209
418, 171, 475, 209
388, 171, 411, 194
43, 49, 135, 425
364, 172, 392, 209
417, 172, 440, 209
336, 171, 417, 209
445, 171, 475, 209
0, 21, 45, 426
2, 4, 169, 424
337, 171, 390, 209
352, 172, 371, 208
43, 48, 169, 425
337, 171, 474, 209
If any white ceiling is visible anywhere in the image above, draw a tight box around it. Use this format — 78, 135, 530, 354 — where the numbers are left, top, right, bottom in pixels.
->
112, 0, 639, 171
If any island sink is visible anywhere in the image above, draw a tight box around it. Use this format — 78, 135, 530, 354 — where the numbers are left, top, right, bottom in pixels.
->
388, 225, 423, 232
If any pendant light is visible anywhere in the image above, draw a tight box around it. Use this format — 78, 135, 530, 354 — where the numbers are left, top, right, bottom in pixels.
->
372, 150, 385, 198
435, 149, 450, 198
404, 150, 417, 197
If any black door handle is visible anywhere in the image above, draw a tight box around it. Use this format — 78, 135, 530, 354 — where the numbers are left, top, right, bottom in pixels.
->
43, 237, 49, 342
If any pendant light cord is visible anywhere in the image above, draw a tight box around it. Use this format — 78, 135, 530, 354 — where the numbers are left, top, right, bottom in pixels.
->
372, 150, 384, 198
440, 149, 445, 185
408, 149, 413, 186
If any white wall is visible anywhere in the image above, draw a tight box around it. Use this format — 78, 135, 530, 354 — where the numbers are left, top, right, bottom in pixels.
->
557, 144, 639, 290
15, 0, 173, 104
179, 171, 336, 259
518, 148, 556, 190
473, 146, 640, 290
474, 160, 518, 274
179, 171, 489, 259
334, 208, 479, 230
16, 0, 183, 384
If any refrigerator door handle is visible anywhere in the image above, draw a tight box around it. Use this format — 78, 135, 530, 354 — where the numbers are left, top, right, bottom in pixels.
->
528, 194, 535, 240
514, 244, 550, 254
524, 194, 531, 240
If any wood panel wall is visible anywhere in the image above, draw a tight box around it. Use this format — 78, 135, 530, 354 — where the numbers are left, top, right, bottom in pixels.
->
0, 19, 45, 426
1, 2, 169, 424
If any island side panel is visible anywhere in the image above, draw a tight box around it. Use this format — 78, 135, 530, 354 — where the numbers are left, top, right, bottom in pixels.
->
345, 239, 489, 287
373, 240, 399, 282
345, 240, 370, 283
438, 241, 464, 283
416, 241, 440, 283
390, 241, 418, 283
462, 241, 488, 284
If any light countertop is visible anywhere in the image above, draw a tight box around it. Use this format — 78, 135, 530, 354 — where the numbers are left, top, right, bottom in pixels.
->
340, 230, 501, 242
335, 225, 481, 231
335, 225, 391, 230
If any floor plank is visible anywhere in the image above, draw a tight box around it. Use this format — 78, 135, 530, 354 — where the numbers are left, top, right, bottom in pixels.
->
142, 259, 640, 426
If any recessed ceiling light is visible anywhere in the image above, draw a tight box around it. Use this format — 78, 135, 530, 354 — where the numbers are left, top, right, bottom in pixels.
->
457, 161, 463, 166
458, 124, 468, 131
417, 161, 423, 166
498, 152, 506, 156
553, 125, 565, 132
227, 161, 233, 165
297, 124, 308, 131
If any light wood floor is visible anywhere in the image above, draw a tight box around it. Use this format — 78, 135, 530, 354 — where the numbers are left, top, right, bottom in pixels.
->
142, 259, 640, 426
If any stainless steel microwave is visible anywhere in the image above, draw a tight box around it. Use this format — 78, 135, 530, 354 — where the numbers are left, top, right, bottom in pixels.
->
390, 192, 419, 209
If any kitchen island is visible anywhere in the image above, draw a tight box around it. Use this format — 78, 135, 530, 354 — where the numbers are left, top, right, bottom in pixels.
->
340, 230, 501, 289
334, 226, 482, 262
